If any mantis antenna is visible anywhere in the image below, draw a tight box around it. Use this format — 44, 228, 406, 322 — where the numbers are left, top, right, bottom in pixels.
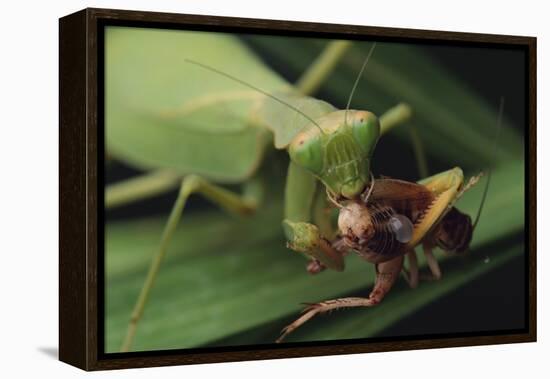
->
361, 172, 376, 204
344, 42, 377, 126
472, 96, 505, 229
185, 59, 325, 134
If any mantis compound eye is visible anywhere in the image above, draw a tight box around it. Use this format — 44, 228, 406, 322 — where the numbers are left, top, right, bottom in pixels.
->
389, 214, 414, 243
351, 111, 380, 156
289, 132, 323, 175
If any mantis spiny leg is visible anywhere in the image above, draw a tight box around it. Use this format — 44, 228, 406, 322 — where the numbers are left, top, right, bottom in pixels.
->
379, 103, 412, 135
106, 169, 181, 209
408, 124, 429, 179
380, 104, 429, 179
120, 175, 262, 352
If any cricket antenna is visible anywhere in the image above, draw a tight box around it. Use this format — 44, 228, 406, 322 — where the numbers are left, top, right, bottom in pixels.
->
185, 59, 325, 134
345, 42, 377, 126
472, 96, 505, 229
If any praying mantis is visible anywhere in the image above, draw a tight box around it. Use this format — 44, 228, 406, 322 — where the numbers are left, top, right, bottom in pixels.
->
105, 27, 506, 351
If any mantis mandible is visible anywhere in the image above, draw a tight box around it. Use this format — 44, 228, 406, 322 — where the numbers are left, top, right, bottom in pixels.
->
106, 28, 461, 351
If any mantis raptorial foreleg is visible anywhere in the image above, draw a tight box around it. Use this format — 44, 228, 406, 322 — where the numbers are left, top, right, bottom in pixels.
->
282, 162, 345, 272
277, 167, 481, 342
282, 103, 415, 273
283, 219, 345, 272
120, 174, 263, 352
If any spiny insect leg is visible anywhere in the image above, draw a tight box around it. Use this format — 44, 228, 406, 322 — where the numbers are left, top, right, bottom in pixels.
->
276, 297, 378, 343
276, 256, 404, 343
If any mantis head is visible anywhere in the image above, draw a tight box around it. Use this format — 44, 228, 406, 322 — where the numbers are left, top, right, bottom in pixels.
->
184, 43, 381, 201
289, 110, 380, 199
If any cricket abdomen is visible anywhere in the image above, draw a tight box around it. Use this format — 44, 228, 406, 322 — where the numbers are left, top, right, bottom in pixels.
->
431, 207, 473, 253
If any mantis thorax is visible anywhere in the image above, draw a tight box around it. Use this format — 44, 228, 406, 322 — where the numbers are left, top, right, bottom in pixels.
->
289, 110, 380, 199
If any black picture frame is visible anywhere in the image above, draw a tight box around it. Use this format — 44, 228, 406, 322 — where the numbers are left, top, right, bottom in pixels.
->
59, 7, 537, 371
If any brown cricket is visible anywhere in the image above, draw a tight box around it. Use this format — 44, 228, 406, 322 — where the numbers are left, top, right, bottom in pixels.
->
277, 169, 484, 342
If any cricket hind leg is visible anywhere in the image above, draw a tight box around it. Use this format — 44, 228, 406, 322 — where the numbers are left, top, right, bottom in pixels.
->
419, 243, 442, 281
120, 174, 263, 352
276, 255, 404, 343
402, 250, 419, 288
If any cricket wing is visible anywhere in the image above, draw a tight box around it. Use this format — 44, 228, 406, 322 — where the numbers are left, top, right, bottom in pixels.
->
408, 168, 465, 248
369, 173, 463, 249
370, 178, 435, 224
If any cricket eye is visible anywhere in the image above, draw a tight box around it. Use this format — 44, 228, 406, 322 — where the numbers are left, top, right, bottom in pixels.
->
352, 112, 380, 155
289, 134, 323, 174
389, 214, 414, 243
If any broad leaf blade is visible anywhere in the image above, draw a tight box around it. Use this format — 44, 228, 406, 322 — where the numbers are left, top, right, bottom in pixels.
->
105, 160, 524, 351
279, 242, 522, 343
106, 27, 289, 181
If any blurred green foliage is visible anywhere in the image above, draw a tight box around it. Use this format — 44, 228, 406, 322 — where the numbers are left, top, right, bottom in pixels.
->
105, 27, 526, 352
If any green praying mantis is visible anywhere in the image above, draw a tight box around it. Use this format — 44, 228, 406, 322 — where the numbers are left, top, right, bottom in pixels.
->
105, 27, 507, 351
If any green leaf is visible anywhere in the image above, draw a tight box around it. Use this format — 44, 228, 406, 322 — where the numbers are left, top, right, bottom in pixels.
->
105, 160, 524, 352
105, 32, 526, 352
277, 241, 523, 343
210, 240, 522, 346
105, 27, 289, 182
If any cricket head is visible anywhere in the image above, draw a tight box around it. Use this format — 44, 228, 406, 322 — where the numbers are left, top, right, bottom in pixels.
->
289, 110, 380, 199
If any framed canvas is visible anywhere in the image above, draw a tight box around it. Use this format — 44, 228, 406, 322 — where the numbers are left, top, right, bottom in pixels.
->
59, 7, 537, 371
